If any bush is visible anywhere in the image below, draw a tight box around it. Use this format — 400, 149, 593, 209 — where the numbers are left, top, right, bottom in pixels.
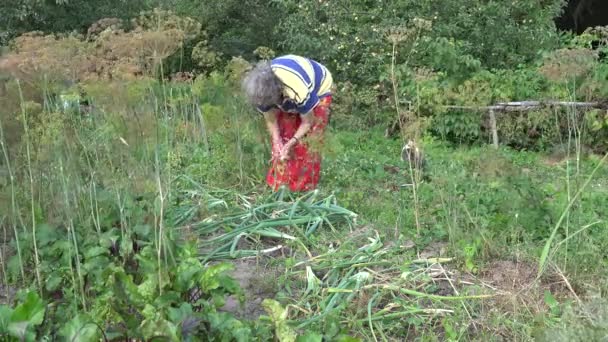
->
0, 9, 213, 86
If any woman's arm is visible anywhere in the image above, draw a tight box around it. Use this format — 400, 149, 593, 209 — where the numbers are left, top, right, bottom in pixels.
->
279, 111, 313, 160
263, 109, 281, 142
264, 109, 283, 159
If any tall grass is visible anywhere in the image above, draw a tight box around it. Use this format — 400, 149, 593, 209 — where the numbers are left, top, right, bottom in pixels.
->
17, 81, 42, 292
0, 116, 24, 283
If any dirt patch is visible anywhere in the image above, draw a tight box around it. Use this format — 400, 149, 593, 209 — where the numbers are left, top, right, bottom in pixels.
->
479, 259, 570, 314
0, 285, 17, 306
482, 260, 537, 292
219, 258, 280, 320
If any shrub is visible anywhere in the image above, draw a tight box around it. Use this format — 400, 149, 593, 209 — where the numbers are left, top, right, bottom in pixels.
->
0, 9, 211, 86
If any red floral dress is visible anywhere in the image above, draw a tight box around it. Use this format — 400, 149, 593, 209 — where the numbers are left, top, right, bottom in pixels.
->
266, 96, 332, 192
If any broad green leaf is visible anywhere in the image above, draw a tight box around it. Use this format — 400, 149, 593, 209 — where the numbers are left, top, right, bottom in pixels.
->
334, 336, 362, 342
155, 292, 182, 308
216, 273, 241, 296
83, 256, 111, 276
262, 299, 297, 342
296, 331, 323, 342
113, 268, 146, 307
58, 314, 101, 342
176, 258, 202, 292
45, 272, 63, 292
322, 314, 342, 338
140, 317, 180, 342
36, 224, 58, 247
134, 224, 152, 238
99, 228, 120, 248
142, 304, 158, 320
208, 312, 251, 342
167, 302, 193, 324
84, 246, 109, 259
200, 262, 235, 292
138, 275, 159, 302
11, 291, 45, 326
49, 240, 71, 255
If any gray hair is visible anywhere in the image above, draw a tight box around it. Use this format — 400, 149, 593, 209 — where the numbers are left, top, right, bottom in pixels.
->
241, 61, 283, 109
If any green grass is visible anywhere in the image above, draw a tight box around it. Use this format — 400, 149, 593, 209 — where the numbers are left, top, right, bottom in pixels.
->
0, 77, 606, 340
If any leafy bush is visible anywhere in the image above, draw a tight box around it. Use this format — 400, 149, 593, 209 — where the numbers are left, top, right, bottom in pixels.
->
277, 0, 564, 84
172, 0, 285, 61
381, 26, 608, 151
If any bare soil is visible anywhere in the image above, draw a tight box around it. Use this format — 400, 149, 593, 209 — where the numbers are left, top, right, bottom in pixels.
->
479, 259, 570, 314
219, 258, 280, 320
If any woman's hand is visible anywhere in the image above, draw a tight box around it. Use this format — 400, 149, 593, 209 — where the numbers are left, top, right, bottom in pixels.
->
279, 112, 314, 161
279, 139, 295, 161
271, 140, 284, 161
264, 109, 284, 162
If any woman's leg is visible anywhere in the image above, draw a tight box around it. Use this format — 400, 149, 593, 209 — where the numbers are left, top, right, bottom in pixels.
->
292, 95, 332, 191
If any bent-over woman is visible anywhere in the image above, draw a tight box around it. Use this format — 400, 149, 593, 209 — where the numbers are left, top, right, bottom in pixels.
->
242, 54, 333, 192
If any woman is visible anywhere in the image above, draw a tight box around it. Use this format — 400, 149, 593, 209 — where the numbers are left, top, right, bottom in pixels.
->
242, 54, 333, 192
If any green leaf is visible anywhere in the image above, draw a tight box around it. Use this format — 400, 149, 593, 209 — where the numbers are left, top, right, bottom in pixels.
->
323, 314, 342, 338
49, 240, 71, 255
11, 291, 45, 326
134, 224, 152, 239
45, 272, 63, 292
334, 336, 362, 342
155, 292, 182, 308
119, 237, 133, 256
208, 312, 251, 342
543, 290, 560, 316
262, 299, 297, 342
0, 306, 13, 334
58, 314, 101, 342
112, 268, 146, 308
296, 331, 323, 342
199, 262, 235, 292
84, 246, 109, 259
138, 274, 159, 302
176, 258, 202, 292
8, 291, 46, 342
8, 321, 31, 341
168, 303, 193, 324
7, 256, 23, 279
99, 229, 120, 248
36, 224, 58, 247
544, 290, 558, 308
140, 317, 180, 342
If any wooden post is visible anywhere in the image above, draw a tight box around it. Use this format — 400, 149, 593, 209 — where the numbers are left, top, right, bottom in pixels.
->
489, 109, 498, 149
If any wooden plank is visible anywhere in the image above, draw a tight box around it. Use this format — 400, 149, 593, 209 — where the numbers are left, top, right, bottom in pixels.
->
443, 100, 606, 113
489, 109, 498, 149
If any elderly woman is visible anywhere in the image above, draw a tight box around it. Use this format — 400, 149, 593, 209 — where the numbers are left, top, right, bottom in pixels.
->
243, 54, 333, 192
